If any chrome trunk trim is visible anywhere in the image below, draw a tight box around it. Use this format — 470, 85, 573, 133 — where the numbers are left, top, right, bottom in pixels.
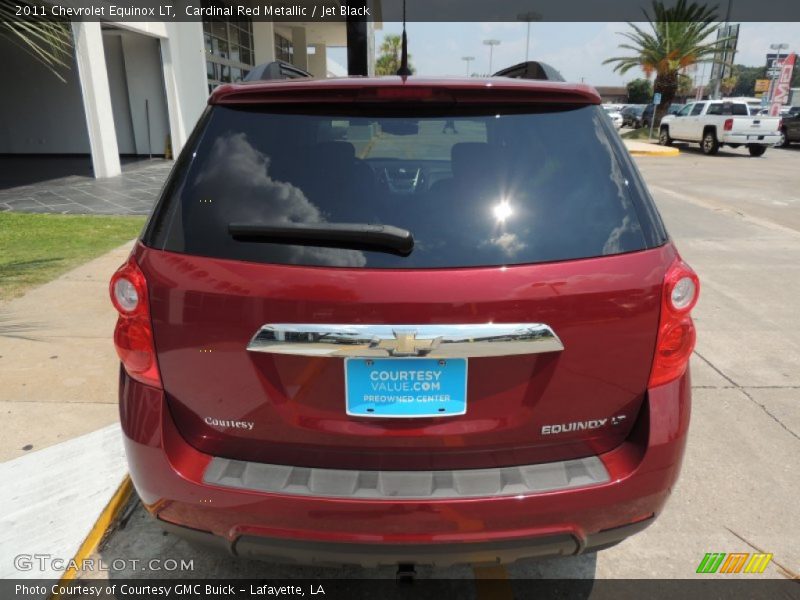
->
247, 323, 564, 358
204, 456, 608, 500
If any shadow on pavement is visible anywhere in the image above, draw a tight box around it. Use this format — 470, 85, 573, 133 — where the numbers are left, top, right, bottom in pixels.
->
90, 500, 598, 583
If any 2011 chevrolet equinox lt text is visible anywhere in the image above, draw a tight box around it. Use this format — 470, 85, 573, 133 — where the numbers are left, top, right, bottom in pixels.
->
110, 76, 699, 567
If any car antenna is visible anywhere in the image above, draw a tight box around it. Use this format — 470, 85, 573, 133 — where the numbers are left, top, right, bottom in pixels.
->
396, 0, 412, 76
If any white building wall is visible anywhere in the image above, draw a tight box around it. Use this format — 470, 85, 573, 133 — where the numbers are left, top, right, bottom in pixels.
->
2, 18, 358, 178
159, 23, 208, 155
102, 34, 137, 154
119, 33, 171, 155
72, 21, 121, 178
89, 21, 206, 164
308, 44, 327, 78
253, 21, 276, 64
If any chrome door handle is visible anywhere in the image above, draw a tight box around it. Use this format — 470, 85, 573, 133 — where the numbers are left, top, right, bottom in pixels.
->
247, 323, 564, 358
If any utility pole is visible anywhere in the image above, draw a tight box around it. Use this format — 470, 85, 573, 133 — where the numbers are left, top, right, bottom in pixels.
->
483, 39, 500, 74
517, 12, 540, 62
461, 56, 475, 76
712, 0, 734, 99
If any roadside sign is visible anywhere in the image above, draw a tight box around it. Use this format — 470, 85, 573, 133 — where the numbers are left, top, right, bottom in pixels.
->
653, 92, 662, 105
766, 54, 787, 78
754, 79, 771, 93
770, 53, 797, 116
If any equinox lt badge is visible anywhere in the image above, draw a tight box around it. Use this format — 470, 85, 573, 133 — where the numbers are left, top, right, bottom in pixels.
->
541, 417, 625, 436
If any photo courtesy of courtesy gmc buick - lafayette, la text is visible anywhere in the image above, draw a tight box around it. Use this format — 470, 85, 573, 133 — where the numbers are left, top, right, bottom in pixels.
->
109, 61, 699, 567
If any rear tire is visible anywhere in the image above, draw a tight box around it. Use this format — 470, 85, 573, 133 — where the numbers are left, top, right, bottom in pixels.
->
778, 129, 790, 148
748, 144, 767, 157
701, 130, 719, 155
659, 127, 673, 146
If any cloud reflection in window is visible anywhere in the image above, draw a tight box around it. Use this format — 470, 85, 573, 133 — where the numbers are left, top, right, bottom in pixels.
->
194, 133, 366, 267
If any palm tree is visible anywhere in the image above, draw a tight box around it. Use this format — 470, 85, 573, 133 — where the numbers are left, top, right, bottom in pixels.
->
604, 0, 729, 126
1, 1, 73, 82
375, 34, 413, 75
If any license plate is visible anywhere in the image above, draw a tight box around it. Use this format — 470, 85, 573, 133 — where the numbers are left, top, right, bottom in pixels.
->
345, 358, 467, 418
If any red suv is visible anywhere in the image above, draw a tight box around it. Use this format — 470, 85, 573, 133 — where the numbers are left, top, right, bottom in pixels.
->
110, 76, 698, 567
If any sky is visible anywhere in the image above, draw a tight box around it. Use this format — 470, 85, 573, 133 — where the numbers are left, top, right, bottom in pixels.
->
331, 22, 800, 86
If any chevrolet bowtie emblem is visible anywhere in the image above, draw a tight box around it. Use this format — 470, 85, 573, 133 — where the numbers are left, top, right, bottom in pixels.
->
370, 329, 442, 357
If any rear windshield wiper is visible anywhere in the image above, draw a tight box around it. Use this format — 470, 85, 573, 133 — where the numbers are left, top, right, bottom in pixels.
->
228, 222, 414, 257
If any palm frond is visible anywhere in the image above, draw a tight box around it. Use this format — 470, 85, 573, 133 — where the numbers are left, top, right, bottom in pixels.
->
604, 0, 731, 83
0, 1, 72, 82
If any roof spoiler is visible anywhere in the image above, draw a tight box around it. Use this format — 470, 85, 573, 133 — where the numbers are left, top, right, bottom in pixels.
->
243, 60, 313, 82
492, 61, 565, 82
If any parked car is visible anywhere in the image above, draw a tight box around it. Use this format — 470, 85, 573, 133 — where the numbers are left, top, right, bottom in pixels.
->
640, 104, 655, 128
110, 75, 699, 567
621, 104, 645, 127
638, 103, 685, 129
602, 105, 624, 128
778, 106, 800, 146
667, 103, 685, 115
659, 100, 782, 156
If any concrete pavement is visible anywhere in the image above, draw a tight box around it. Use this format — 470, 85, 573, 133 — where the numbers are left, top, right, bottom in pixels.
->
0, 159, 170, 215
0, 241, 133, 462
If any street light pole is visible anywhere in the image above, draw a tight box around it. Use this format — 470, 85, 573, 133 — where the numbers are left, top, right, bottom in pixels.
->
517, 12, 540, 62
461, 56, 475, 76
483, 39, 500, 74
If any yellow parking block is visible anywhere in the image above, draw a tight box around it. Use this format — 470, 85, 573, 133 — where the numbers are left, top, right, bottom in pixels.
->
625, 140, 680, 157
50, 476, 133, 598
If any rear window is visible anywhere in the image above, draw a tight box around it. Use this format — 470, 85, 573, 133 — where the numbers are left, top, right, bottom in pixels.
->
708, 103, 749, 116
145, 104, 660, 269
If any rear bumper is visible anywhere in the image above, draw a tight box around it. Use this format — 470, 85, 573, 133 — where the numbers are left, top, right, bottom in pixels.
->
722, 133, 781, 145
120, 368, 691, 567
159, 516, 653, 568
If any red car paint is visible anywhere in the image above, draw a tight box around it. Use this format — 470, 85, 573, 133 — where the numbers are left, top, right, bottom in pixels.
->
120, 366, 689, 547
139, 243, 669, 471
113, 76, 698, 564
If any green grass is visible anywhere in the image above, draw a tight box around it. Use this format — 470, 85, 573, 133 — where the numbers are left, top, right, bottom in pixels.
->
621, 127, 657, 141
0, 213, 146, 301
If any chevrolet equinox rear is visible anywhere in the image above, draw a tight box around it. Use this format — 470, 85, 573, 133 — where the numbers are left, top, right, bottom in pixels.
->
111, 76, 699, 567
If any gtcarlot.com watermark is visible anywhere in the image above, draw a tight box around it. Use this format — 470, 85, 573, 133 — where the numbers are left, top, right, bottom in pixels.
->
14, 553, 194, 573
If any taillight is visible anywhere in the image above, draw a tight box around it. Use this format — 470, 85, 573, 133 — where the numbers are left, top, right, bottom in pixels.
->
724, 118, 733, 131
649, 257, 700, 388
109, 256, 162, 388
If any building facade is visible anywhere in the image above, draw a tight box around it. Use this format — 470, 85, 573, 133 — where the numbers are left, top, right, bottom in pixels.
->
1, 14, 368, 180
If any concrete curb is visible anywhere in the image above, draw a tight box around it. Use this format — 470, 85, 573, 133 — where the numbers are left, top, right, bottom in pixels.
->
624, 140, 680, 157
51, 475, 133, 595
629, 147, 681, 157
0, 424, 128, 582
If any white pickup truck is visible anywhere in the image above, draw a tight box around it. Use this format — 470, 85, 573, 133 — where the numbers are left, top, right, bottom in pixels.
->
658, 100, 782, 156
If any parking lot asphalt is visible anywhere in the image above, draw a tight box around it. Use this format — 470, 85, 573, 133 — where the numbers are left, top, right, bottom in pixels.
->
62, 144, 800, 582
